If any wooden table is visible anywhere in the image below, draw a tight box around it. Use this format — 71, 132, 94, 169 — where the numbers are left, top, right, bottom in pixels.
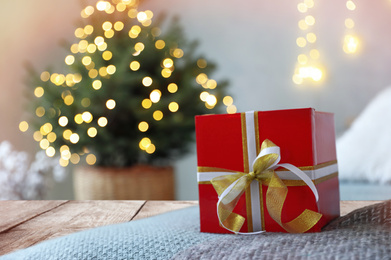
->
0, 200, 381, 256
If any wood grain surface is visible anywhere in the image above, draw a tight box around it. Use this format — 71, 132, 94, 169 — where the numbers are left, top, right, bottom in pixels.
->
0, 200, 381, 256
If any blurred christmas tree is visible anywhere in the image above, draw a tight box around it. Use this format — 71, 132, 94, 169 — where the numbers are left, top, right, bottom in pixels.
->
22, 0, 236, 168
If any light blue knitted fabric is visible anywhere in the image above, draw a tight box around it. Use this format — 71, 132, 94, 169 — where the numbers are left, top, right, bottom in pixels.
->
0, 206, 223, 260
3, 201, 391, 259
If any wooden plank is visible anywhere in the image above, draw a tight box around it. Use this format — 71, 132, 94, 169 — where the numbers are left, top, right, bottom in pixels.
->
0, 200, 67, 233
0, 200, 145, 256
132, 200, 198, 220
340, 200, 381, 216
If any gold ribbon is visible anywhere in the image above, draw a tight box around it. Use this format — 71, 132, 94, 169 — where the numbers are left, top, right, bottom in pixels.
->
211, 139, 322, 234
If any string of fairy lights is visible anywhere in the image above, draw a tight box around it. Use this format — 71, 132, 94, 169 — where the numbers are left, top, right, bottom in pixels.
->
19, 0, 236, 167
343, 0, 359, 54
292, 0, 324, 85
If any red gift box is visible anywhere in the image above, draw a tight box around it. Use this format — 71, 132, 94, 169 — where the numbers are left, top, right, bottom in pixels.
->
195, 108, 340, 233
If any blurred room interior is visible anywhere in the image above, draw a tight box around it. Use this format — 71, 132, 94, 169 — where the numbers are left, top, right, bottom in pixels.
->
1, 0, 391, 200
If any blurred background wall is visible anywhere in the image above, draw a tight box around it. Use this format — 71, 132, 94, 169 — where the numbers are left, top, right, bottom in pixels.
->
1, 0, 391, 199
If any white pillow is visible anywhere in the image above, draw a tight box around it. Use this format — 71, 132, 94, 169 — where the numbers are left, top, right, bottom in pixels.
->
337, 87, 391, 183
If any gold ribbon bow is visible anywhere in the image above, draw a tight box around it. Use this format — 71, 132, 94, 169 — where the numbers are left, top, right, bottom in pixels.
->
211, 139, 322, 234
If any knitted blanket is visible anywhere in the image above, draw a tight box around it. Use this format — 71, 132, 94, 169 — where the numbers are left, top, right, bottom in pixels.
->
2, 201, 391, 259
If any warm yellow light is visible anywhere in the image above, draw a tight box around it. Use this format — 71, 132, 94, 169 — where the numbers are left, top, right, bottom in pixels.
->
78, 40, 88, 50
33, 131, 43, 142
146, 144, 156, 154
197, 59, 207, 68
63, 129, 72, 140
223, 96, 233, 106
296, 37, 307, 48
98, 117, 108, 127
59, 158, 69, 167
114, 21, 124, 31
85, 6, 94, 16
102, 21, 112, 31
46, 147, 55, 157
96, 1, 108, 11
305, 15, 315, 26
106, 99, 116, 110
61, 150, 71, 161
145, 10, 154, 19
298, 20, 308, 30
168, 102, 179, 112
40, 139, 50, 150
137, 11, 148, 22
343, 35, 359, 54
70, 153, 80, 164
150, 90, 161, 103
70, 133, 80, 144
82, 56, 92, 66
151, 27, 161, 37
82, 111, 93, 123
87, 127, 98, 137
153, 110, 163, 121
141, 77, 152, 87
47, 132, 57, 143
94, 36, 105, 46
97, 42, 108, 51
310, 49, 320, 60
116, 2, 126, 12
104, 29, 114, 38
206, 94, 217, 106
84, 25, 94, 35
86, 154, 97, 165
75, 28, 85, 38
60, 145, 69, 153
142, 99, 152, 109
128, 8, 138, 18
92, 80, 102, 90
40, 71, 50, 82
155, 40, 165, 49
346, 0, 356, 10
142, 20, 152, 27
227, 105, 237, 114
173, 48, 184, 58
297, 54, 308, 65
102, 51, 112, 61
89, 69, 98, 79
292, 74, 304, 85
65, 55, 75, 65
58, 116, 68, 127
163, 58, 174, 68
296, 66, 324, 82
206, 79, 217, 89
297, 3, 308, 13
41, 123, 53, 135
167, 83, 178, 93
35, 107, 45, 117
34, 87, 44, 98
74, 114, 84, 124
306, 33, 317, 43
138, 121, 149, 132
71, 44, 79, 54
19, 121, 29, 132
161, 68, 172, 78
130, 61, 140, 71
304, 0, 314, 8
134, 42, 145, 52
139, 137, 151, 150
81, 98, 91, 107
345, 18, 355, 29
99, 67, 108, 77
200, 91, 209, 102
130, 25, 141, 35
107, 65, 116, 75
196, 73, 208, 85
